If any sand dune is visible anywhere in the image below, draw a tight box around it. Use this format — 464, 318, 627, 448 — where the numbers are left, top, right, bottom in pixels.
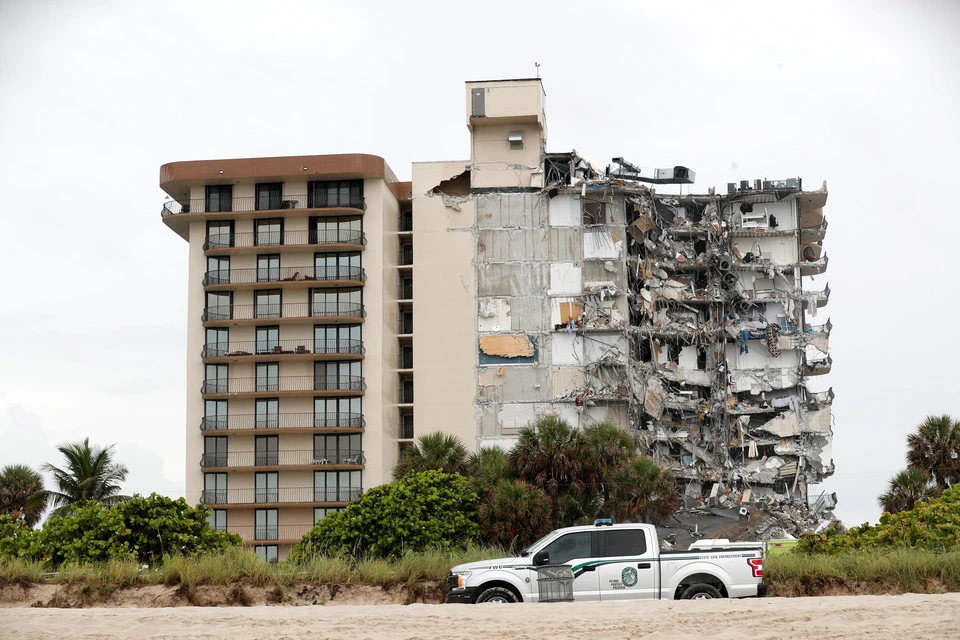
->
3, 593, 959, 640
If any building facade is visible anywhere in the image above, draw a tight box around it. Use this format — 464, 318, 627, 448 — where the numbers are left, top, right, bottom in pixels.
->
161, 79, 833, 558
160, 155, 411, 561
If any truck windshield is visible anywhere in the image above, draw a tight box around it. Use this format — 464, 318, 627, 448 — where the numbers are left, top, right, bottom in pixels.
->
520, 531, 560, 556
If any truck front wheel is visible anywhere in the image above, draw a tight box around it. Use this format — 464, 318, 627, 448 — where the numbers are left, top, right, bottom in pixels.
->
681, 583, 723, 600
475, 586, 518, 604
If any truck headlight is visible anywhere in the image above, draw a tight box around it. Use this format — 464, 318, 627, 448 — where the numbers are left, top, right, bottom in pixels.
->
452, 571, 471, 589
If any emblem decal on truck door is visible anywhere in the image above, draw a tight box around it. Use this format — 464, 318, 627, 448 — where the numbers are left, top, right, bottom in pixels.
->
621, 567, 638, 587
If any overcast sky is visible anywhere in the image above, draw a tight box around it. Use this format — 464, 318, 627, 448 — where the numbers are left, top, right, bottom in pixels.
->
1, 0, 958, 527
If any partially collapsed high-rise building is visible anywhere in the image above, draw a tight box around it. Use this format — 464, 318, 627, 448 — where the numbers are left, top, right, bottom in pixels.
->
160, 77, 833, 559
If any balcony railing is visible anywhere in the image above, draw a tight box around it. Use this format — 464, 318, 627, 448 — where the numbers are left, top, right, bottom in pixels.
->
204, 229, 366, 250
399, 386, 414, 404
203, 265, 366, 286
399, 282, 413, 300
162, 194, 365, 217
200, 487, 361, 505
202, 302, 365, 322
398, 351, 413, 369
222, 524, 314, 542
202, 339, 364, 358
399, 214, 413, 232
200, 412, 365, 431
399, 421, 414, 440
200, 449, 365, 468
201, 375, 366, 394
399, 316, 413, 334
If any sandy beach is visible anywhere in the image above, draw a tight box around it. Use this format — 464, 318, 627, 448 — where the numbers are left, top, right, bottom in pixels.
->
3, 593, 959, 640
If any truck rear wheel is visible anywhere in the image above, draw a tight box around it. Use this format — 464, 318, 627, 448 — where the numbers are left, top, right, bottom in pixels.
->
681, 583, 723, 600
475, 586, 518, 604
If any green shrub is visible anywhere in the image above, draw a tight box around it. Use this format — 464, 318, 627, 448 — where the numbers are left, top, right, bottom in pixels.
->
797, 485, 960, 554
0, 515, 35, 558
290, 471, 479, 560
18, 493, 240, 565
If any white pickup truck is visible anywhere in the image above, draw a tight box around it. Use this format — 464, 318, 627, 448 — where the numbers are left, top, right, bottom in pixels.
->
446, 521, 766, 604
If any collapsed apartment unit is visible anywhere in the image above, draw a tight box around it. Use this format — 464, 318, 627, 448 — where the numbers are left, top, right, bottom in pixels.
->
413, 78, 834, 511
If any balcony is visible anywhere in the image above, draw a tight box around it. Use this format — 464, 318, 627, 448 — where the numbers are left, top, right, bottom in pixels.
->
200, 487, 361, 507
200, 412, 365, 433
161, 193, 366, 218
399, 212, 413, 232
202, 302, 365, 325
200, 375, 366, 397
202, 338, 364, 361
804, 355, 832, 377
225, 524, 314, 544
200, 449, 365, 470
204, 229, 366, 252
203, 265, 366, 288
798, 254, 828, 276
399, 417, 414, 440
399, 282, 413, 301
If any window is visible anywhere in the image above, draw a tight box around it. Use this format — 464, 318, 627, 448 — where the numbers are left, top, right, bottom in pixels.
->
314, 507, 340, 524
255, 472, 278, 503
400, 311, 413, 334
255, 218, 283, 246
204, 364, 228, 394
204, 399, 228, 431
315, 397, 361, 428
256, 326, 280, 354
255, 435, 278, 466
255, 545, 279, 564
399, 344, 413, 369
205, 185, 233, 213
255, 183, 282, 211
582, 200, 607, 224
205, 327, 228, 358
206, 220, 234, 248
315, 361, 361, 391
205, 292, 233, 321
311, 216, 363, 245
314, 469, 361, 502
257, 254, 280, 282
204, 473, 227, 504
311, 288, 362, 317
308, 179, 362, 209
542, 532, 595, 565
206, 256, 230, 285
400, 413, 414, 439
255, 399, 279, 429
314, 434, 362, 464
602, 529, 647, 557
400, 379, 414, 404
255, 509, 278, 540
203, 436, 227, 467
315, 252, 361, 281
399, 276, 413, 300
207, 509, 227, 531
315, 325, 361, 355
254, 290, 281, 319
256, 363, 279, 392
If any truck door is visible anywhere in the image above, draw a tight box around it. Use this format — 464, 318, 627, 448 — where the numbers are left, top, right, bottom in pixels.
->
536, 531, 600, 601
597, 528, 658, 601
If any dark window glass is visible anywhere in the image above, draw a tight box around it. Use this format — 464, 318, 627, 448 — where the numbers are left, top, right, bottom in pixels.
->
603, 529, 647, 557
542, 532, 593, 565
309, 180, 362, 209
205, 185, 233, 213
256, 183, 282, 211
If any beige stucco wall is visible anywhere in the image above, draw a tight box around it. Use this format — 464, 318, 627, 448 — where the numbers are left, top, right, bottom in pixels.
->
410, 161, 479, 450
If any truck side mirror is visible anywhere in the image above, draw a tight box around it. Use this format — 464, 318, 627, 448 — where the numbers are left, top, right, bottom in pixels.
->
533, 550, 550, 566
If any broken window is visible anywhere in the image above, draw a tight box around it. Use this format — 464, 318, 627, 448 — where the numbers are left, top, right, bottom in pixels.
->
582, 200, 607, 225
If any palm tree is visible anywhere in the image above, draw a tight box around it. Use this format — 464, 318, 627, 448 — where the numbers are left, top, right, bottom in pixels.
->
465, 446, 512, 495
392, 432, 469, 480
509, 417, 588, 528
477, 480, 552, 551
608, 456, 679, 525
42, 438, 129, 517
582, 421, 636, 512
878, 468, 939, 514
0, 464, 48, 527
906, 415, 960, 490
